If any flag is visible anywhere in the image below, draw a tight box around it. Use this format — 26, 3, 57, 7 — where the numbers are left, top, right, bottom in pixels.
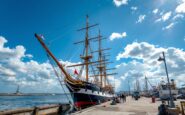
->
40, 34, 45, 40
74, 69, 79, 75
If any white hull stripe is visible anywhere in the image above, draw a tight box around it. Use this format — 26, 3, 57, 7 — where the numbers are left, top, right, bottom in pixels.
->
75, 88, 114, 98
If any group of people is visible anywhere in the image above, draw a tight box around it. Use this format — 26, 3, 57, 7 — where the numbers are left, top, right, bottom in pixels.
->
119, 94, 127, 103
111, 94, 127, 104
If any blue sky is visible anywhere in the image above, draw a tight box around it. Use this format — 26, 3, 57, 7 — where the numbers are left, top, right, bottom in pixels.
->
0, 0, 185, 93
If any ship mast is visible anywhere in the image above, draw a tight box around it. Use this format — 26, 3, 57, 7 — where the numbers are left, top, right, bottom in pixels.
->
103, 55, 107, 86
97, 30, 104, 86
73, 15, 98, 82
94, 31, 117, 87
85, 15, 90, 82
145, 76, 148, 93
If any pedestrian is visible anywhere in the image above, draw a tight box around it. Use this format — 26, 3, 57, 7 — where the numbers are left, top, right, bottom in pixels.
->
122, 94, 125, 103
119, 94, 122, 101
158, 101, 168, 115
124, 94, 126, 102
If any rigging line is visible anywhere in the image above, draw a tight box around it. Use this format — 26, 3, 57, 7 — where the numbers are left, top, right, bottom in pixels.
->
67, 41, 84, 61
68, 46, 82, 61
48, 29, 74, 45
90, 64, 98, 83
45, 14, 98, 46
75, 45, 86, 80
77, 65, 84, 79
88, 43, 99, 83
43, 15, 87, 40
80, 34, 96, 104
46, 53, 73, 106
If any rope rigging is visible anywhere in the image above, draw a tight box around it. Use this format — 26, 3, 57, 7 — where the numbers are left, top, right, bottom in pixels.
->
46, 53, 73, 107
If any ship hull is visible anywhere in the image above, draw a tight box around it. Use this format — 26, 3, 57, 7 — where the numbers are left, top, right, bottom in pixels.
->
65, 81, 113, 108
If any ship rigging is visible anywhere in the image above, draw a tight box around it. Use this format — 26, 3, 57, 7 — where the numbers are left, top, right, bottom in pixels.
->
34, 15, 116, 108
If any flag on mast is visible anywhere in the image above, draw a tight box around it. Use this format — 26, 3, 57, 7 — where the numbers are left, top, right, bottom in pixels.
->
74, 69, 79, 75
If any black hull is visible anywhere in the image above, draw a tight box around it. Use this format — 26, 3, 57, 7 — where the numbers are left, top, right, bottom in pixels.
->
72, 92, 111, 108
65, 81, 113, 108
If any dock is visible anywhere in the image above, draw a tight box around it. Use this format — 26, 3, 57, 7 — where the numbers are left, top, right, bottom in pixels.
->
1, 97, 184, 115
0, 104, 70, 115
72, 96, 182, 115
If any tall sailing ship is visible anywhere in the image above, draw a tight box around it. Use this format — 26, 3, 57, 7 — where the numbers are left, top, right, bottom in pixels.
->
34, 16, 115, 108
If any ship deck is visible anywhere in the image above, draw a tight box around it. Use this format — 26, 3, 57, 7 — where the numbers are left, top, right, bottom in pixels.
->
72, 96, 182, 115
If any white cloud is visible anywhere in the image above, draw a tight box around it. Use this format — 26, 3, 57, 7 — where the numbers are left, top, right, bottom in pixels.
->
109, 32, 127, 41
113, 0, 128, 7
162, 23, 175, 30
115, 42, 185, 90
136, 15, 146, 23
153, 9, 159, 14
155, 18, 162, 22
173, 14, 184, 20
156, 11, 172, 22
0, 36, 79, 93
162, 11, 172, 21
0, 64, 16, 76
131, 6, 138, 11
175, 1, 185, 13
108, 76, 121, 91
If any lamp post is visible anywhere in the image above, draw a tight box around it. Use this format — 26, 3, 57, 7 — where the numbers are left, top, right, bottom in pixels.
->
158, 52, 175, 108
128, 79, 131, 95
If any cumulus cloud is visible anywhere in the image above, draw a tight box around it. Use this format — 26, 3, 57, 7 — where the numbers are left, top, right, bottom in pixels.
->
162, 23, 175, 30
131, 6, 138, 11
155, 11, 172, 22
153, 9, 159, 14
136, 15, 146, 23
113, 0, 128, 7
173, 14, 184, 20
108, 76, 121, 91
0, 36, 79, 93
109, 32, 127, 41
162, 11, 172, 21
115, 42, 185, 91
175, 1, 185, 13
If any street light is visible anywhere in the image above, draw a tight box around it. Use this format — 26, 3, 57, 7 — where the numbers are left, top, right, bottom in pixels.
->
128, 79, 131, 95
158, 52, 175, 108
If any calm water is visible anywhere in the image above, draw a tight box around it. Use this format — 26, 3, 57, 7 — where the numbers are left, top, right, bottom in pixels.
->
0, 94, 72, 110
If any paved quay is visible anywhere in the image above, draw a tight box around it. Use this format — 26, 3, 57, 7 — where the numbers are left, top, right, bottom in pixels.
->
72, 96, 170, 115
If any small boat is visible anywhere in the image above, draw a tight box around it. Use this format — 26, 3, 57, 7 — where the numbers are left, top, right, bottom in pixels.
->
158, 79, 178, 100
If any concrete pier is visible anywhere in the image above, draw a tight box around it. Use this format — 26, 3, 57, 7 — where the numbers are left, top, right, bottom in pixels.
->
72, 96, 176, 115
0, 104, 70, 115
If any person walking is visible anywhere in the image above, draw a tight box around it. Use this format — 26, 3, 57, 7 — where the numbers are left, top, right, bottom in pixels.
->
158, 101, 168, 115
124, 94, 126, 102
122, 94, 125, 103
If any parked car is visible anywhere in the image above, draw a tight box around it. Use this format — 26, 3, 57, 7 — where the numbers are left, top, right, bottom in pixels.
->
176, 94, 185, 99
133, 91, 140, 100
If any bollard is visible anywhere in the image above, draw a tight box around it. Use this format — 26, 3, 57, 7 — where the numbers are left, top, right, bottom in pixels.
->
33, 107, 39, 115
152, 96, 155, 103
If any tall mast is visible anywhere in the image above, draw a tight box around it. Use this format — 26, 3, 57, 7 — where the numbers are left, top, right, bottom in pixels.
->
145, 76, 148, 93
71, 15, 102, 82
85, 15, 89, 82
103, 56, 107, 86
77, 15, 96, 82
97, 30, 104, 86
94, 30, 116, 87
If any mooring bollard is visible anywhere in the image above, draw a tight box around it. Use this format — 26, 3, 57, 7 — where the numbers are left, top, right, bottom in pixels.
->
33, 106, 39, 115
152, 96, 155, 103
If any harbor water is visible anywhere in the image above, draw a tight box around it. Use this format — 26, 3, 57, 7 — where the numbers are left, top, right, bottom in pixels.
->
0, 94, 72, 110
